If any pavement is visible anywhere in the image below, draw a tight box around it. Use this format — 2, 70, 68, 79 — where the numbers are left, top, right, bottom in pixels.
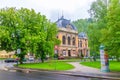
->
1, 61, 120, 80
66, 62, 120, 80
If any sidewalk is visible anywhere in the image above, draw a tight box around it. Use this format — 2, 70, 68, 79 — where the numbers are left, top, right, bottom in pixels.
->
67, 62, 101, 73
66, 62, 120, 79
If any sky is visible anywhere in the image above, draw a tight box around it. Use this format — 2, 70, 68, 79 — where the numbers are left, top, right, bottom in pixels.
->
0, 0, 95, 22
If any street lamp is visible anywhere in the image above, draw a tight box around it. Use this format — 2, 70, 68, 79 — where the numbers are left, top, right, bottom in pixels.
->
12, 30, 21, 65
16, 30, 21, 65
16, 30, 21, 54
12, 31, 21, 54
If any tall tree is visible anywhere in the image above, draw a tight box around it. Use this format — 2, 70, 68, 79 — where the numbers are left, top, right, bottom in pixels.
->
88, 0, 108, 55
72, 19, 91, 33
0, 7, 60, 63
103, 0, 120, 61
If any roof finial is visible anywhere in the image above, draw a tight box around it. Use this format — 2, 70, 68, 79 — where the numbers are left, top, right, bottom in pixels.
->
58, 12, 59, 19
61, 10, 64, 19
62, 10, 63, 16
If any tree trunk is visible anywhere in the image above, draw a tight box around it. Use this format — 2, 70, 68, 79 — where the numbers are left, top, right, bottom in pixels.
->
40, 50, 45, 63
117, 58, 120, 62
41, 58, 44, 63
19, 59, 23, 64
116, 56, 120, 62
19, 57, 23, 64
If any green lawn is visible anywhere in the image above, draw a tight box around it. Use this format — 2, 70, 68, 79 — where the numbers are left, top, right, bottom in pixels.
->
80, 61, 120, 72
18, 61, 74, 71
0, 58, 6, 60
52, 59, 81, 62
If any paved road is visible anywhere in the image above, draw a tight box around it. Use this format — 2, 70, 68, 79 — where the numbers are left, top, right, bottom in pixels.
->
0, 70, 109, 80
0, 60, 111, 80
0, 60, 16, 70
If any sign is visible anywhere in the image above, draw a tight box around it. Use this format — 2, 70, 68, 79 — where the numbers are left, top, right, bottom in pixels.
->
17, 49, 21, 54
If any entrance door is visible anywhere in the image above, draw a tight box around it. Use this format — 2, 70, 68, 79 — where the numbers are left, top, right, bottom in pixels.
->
68, 50, 71, 56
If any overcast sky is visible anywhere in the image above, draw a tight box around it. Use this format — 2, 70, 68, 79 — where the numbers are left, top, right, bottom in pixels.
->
0, 0, 95, 21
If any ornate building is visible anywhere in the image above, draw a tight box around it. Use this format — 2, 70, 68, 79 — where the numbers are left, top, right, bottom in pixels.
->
55, 16, 89, 58
78, 32, 90, 57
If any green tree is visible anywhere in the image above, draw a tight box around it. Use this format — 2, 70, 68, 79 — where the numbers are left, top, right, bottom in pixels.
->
0, 7, 60, 63
103, 0, 120, 61
88, 0, 108, 55
72, 19, 91, 33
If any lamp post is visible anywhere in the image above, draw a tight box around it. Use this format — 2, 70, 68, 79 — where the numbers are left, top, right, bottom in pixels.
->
16, 30, 21, 65
54, 45, 58, 70
12, 30, 21, 65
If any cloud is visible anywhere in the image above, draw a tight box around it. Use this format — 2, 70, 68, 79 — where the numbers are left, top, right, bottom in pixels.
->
0, 0, 95, 21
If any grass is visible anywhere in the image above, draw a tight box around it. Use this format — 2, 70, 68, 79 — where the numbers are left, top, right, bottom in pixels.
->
18, 61, 74, 71
80, 61, 120, 72
52, 59, 81, 62
0, 58, 6, 60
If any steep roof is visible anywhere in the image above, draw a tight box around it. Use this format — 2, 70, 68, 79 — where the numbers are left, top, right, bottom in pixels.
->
56, 16, 77, 31
78, 32, 87, 39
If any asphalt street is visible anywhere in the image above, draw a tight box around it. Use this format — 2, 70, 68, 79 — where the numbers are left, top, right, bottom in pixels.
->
0, 70, 109, 80
0, 60, 109, 80
0, 60, 15, 70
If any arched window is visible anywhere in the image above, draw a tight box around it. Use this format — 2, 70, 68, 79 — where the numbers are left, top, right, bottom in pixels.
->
62, 36, 66, 44
72, 37, 75, 45
85, 39, 87, 47
68, 36, 71, 45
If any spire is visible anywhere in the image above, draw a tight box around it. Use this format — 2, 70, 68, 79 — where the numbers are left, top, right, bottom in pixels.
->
61, 10, 64, 19
61, 15, 64, 19
62, 10, 63, 17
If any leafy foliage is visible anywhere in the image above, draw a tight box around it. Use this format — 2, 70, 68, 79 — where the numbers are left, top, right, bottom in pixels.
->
72, 19, 91, 33
103, 0, 120, 61
88, 0, 120, 60
88, 0, 108, 55
0, 7, 60, 63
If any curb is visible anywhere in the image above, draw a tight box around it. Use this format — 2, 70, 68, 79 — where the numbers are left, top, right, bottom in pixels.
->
7, 67, 120, 80
66, 73, 120, 80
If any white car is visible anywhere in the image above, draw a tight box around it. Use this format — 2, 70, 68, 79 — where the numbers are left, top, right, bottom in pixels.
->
28, 56, 34, 61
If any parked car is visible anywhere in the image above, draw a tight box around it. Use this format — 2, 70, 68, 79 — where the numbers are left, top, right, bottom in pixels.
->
28, 56, 34, 61
4, 58, 18, 63
58, 56, 64, 60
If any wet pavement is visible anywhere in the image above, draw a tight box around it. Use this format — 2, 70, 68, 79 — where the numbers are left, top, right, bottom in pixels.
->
67, 62, 120, 79
0, 60, 120, 80
0, 60, 16, 70
0, 70, 108, 80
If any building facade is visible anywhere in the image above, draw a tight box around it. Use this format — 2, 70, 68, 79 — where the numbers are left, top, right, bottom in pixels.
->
78, 32, 90, 57
0, 50, 15, 58
55, 16, 90, 58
